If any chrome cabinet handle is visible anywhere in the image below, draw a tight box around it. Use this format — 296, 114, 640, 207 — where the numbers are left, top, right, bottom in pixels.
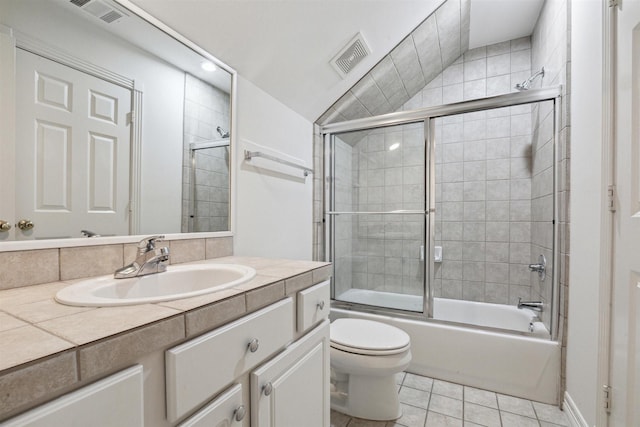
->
234, 405, 246, 422
0, 220, 11, 232
248, 338, 259, 353
317, 300, 325, 310
263, 382, 273, 396
17, 219, 34, 230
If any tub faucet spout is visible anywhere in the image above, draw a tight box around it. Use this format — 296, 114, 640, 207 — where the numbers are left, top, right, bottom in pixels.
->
517, 298, 544, 312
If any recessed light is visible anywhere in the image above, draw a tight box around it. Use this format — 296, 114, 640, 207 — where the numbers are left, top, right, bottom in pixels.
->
201, 61, 216, 72
389, 143, 400, 151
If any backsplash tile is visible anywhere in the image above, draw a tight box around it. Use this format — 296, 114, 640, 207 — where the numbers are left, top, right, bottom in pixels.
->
0, 237, 234, 289
0, 249, 59, 290
60, 245, 123, 281
205, 236, 233, 258
169, 239, 206, 264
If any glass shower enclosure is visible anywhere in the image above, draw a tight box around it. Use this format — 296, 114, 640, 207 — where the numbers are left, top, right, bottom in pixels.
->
324, 88, 561, 339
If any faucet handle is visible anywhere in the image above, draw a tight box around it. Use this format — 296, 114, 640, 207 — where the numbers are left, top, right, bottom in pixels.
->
138, 235, 165, 252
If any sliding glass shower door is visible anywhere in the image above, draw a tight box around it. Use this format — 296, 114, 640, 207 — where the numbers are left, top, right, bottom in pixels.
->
324, 88, 560, 337
327, 122, 428, 313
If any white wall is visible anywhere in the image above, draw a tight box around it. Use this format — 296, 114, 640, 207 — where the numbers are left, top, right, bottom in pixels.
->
566, 0, 604, 424
234, 76, 313, 260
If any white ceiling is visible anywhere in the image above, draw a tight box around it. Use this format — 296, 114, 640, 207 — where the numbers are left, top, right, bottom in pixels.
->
469, 0, 544, 49
130, 0, 543, 122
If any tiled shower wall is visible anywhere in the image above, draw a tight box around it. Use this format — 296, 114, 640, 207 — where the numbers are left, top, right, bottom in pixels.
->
432, 104, 536, 304
182, 74, 231, 233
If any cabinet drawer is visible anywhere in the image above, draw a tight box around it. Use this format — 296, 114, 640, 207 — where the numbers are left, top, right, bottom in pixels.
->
1, 365, 143, 427
297, 280, 330, 332
166, 297, 294, 422
178, 384, 245, 427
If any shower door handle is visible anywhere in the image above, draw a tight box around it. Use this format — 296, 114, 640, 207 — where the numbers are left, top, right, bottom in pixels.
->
420, 245, 424, 262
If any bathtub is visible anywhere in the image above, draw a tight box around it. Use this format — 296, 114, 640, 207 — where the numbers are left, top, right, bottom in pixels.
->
332, 289, 561, 404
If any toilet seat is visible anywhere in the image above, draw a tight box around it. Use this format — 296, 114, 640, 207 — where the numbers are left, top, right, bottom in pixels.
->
330, 318, 410, 356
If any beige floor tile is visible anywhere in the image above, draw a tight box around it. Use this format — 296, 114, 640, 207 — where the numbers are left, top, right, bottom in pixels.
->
500, 411, 540, 427
497, 394, 536, 418
464, 386, 498, 409
348, 418, 388, 427
403, 372, 434, 391
532, 402, 569, 426
426, 411, 463, 427
429, 394, 463, 419
399, 386, 431, 409
331, 410, 351, 427
433, 379, 463, 400
464, 402, 501, 427
396, 403, 427, 427
395, 371, 407, 385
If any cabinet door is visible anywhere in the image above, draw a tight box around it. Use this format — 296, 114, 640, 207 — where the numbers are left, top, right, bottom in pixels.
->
178, 384, 245, 427
1, 365, 143, 427
251, 320, 330, 427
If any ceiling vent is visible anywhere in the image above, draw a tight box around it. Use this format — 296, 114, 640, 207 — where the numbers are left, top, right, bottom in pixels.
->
331, 33, 371, 78
70, 0, 127, 24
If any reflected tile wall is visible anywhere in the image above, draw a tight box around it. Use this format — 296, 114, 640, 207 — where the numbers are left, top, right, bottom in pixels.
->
182, 74, 230, 233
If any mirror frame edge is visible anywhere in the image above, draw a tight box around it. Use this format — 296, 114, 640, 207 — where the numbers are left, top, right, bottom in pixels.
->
0, 0, 238, 252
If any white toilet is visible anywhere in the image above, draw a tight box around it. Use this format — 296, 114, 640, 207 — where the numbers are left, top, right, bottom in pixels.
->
329, 318, 412, 421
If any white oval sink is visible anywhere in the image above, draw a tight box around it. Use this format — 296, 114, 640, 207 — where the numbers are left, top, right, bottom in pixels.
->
55, 264, 256, 307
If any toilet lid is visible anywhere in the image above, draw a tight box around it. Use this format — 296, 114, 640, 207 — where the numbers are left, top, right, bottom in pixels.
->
330, 318, 410, 355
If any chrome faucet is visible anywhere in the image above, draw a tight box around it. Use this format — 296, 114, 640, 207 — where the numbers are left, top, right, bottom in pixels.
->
517, 297, 544, 312
114, 235, 170, 279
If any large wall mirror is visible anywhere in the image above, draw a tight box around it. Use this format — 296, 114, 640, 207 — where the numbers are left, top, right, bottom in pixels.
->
0, 0, 235, 242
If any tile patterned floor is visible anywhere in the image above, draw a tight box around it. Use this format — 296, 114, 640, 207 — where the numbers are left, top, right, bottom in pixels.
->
330, 372, 570, 427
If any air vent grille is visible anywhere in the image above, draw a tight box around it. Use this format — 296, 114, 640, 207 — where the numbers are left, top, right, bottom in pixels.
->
100, 10, 123, 23
70, 0, 92, 6
69, 0, 126, 24
331, 33, 371, 78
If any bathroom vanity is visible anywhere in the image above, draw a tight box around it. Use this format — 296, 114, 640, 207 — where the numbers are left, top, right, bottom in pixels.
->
0, 256, 331, 427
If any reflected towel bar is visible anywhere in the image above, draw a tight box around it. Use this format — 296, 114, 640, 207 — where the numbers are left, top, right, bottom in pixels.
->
244, 149, 313, 177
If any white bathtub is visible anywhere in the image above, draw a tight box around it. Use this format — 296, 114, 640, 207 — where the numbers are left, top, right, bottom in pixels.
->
332, 289, 561, 404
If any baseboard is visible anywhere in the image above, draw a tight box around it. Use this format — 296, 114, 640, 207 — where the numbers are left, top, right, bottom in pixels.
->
564, 391, 589, 427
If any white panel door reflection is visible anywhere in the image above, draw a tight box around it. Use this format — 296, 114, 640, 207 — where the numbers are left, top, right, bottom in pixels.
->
16, 49, 131, 239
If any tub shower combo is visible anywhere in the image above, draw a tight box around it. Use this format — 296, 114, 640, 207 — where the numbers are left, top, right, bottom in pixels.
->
322, 87, 562, 404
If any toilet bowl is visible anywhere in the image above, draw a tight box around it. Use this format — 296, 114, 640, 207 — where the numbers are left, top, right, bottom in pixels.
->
330, 318, 412, 421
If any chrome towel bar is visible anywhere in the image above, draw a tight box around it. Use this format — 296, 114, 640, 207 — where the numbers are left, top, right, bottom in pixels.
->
244, 149, 313, 177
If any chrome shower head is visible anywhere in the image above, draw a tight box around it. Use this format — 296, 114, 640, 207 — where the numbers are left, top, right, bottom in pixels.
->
216, 126, 229, 138
515, 67, 545, 91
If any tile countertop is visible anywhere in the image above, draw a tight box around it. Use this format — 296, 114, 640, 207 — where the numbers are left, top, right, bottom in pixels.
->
0, 256, 331, 374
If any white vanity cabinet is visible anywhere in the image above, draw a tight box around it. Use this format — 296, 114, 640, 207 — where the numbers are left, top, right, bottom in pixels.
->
169, 280, 331, 427
1, 365, 144, 427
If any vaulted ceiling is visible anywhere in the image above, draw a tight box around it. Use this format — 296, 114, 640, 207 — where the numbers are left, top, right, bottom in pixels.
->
130, 0, 543, 123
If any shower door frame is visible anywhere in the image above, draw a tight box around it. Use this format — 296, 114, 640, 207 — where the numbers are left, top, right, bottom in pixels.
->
187, 139, 230, 233
322, 86, 563, 340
